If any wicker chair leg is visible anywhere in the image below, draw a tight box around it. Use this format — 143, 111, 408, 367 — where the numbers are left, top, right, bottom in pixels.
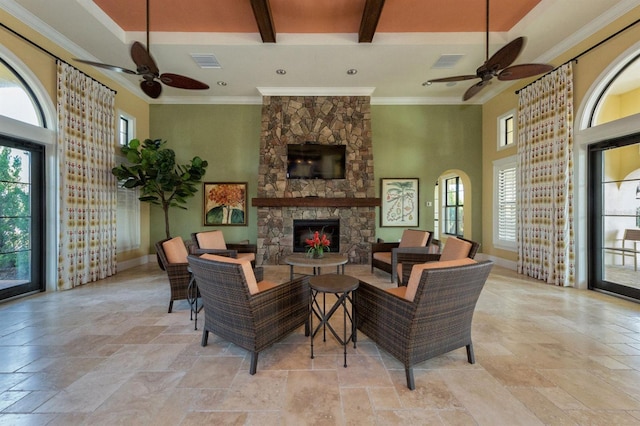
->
249, 352, 258, 375
168, 300, 173, 313
466, 344, 475, 364
405, 367, 415, 390
201, 330, 209, 347
304, 319, 310, 337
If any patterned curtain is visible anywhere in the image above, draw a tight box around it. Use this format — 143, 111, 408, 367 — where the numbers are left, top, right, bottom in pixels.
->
516, 63, 574, 286
57, 61, 117, 290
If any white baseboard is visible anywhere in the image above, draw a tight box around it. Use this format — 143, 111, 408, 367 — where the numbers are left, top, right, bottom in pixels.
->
475, 253, 517, 270
117, 255, 151, 271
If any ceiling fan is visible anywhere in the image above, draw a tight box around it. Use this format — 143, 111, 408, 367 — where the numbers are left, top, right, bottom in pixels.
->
74, 0, 209, 99
427, 0, 554, 101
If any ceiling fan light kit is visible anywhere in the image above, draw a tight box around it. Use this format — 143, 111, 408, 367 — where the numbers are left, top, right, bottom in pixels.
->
74, 0, 209, 99
427, 0, 553, 100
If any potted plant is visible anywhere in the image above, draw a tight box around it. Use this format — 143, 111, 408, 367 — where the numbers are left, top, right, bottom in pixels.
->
112, 138, 208, 239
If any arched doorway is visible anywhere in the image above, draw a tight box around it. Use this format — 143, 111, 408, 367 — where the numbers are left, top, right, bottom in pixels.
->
0, 47, 56, 300
577, 43, 640, 299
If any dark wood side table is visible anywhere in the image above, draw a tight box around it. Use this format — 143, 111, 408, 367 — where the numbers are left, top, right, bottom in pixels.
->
309, 274, 359, 367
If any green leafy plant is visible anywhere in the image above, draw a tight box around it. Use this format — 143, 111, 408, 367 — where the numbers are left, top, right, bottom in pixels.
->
112, 138, 208, 239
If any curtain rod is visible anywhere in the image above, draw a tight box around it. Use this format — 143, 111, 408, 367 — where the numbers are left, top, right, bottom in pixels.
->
515, 17, 640, 94
0, 22, 117, 94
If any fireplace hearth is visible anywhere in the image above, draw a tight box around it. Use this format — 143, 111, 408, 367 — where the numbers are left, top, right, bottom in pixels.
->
293, 219, 340, 253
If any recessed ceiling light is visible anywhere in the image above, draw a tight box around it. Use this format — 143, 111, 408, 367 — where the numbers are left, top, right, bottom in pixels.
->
276, 69, 287, 75
347, 69, 358, 75
422, 81, 432, 86
217, 81, 227, 86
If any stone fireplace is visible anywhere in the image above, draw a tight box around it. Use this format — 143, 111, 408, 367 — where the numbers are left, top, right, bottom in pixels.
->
254, 96, 378, 265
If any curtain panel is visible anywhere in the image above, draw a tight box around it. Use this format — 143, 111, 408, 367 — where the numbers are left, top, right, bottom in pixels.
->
57, 61, 117, 290
516, 63, 575, 286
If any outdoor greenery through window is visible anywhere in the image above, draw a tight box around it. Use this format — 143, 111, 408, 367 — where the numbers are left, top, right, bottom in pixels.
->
0, 146, 31, 284
444, 176, 464, 236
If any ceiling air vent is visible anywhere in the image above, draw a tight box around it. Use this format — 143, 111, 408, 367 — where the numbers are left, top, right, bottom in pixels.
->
191, 54, 221, 69
431, 54, 464, 69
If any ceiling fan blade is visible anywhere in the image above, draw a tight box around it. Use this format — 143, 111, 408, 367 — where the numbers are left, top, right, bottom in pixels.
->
159, 73, 210, 90
498, 63, 555, 81
73, 59, 137, 75
131, 41, 159, 75
428, 75, 479, 83
140, 80, 162, 98
484, 37, 525, 73
463, 80, 489, 101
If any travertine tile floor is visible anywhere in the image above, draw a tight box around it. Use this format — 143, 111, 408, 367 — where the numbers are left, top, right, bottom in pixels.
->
1, 262, 640, 425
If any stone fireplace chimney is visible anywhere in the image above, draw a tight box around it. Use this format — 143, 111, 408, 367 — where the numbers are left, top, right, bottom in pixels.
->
255, 96, 376, 265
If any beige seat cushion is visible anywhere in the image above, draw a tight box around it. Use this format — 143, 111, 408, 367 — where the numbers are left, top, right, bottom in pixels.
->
199, 254, 260, 295
385, 286, 407, 298
439, 237, 473, 262
372, 252, 392, 264
398, 229, 430, 248
237, 252, 256, 262
195, 230, 227, 249
162, 236, 188, 264
404, 258, 477, 302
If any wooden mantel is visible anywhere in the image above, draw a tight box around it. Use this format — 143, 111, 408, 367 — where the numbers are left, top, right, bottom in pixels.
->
252, 197, 380, 208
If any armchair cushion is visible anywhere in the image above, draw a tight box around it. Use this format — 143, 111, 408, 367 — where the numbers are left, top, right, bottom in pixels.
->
404, 258, 477, 302
399, 229, 430, 247
199, 254, 260, 295
439, 237, 473, 262
195, 230, 226, 249
192, 231, 256, 263
162, 236, 189, 264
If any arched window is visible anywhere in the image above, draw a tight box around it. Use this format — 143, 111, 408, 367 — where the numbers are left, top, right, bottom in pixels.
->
0, 58, 45, 126
590, 52, 640, 127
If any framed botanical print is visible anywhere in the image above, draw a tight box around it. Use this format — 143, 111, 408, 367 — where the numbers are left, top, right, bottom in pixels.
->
203, 182, 248, 226
380, 178, 419, 227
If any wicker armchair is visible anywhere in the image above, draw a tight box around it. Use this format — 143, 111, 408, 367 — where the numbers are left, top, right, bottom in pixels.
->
356, 260, 493, 390
371, 229, 433, 283
155, 237, 192, 313
187, 254, 309, 375
399, 236, 480, 285
191, 230, 257, 267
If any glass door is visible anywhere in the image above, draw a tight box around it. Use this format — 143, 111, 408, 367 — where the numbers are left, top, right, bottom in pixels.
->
589, 135, 640, 300
0, 136, 44, 300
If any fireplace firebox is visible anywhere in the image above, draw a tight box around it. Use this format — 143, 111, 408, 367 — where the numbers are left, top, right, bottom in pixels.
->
293, 219, 340, 253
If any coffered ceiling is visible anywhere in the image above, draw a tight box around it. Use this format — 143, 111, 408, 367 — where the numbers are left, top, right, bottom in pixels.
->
2, 0, 637, 103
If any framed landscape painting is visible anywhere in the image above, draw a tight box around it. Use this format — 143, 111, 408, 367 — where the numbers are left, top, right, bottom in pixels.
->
203, 182, 248, 226
380, 178, 419, 227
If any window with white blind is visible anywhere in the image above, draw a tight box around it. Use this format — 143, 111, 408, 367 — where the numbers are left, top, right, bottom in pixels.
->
115, 111, 139, 252
494, 156, 517, 250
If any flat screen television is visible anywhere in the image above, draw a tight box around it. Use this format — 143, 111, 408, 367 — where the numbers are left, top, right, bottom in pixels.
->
286, 143, 346, 179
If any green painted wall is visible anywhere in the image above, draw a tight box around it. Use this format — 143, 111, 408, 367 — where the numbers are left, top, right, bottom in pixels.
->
149, 104, 263, 245
148, 103, 483, 249
371, 104, 483, 243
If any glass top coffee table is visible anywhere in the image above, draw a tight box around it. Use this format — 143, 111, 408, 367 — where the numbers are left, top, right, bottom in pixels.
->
284, 253, 348, 280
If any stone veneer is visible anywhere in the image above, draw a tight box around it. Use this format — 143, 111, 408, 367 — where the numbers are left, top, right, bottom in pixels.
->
256, 96, 376, 265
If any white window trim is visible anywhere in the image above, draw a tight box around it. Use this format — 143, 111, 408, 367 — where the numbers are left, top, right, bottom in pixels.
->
117, 110, 135, 146
497, 109, 515, 151
493, 156, 517, 251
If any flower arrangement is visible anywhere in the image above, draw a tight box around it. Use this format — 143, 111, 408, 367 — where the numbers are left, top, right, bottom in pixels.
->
305, 230, 331, 258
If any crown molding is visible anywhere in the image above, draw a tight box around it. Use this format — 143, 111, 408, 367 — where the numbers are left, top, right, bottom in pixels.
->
257, 87, 376, 96
150, 96, 263, 105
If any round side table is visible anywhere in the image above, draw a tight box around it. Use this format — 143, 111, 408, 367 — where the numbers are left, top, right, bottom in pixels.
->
308, 273, 359, 367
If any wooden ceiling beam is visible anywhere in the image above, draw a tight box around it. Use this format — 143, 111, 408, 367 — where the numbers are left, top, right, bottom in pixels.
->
359, 0, 386, 43
250, 0, 276, 43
